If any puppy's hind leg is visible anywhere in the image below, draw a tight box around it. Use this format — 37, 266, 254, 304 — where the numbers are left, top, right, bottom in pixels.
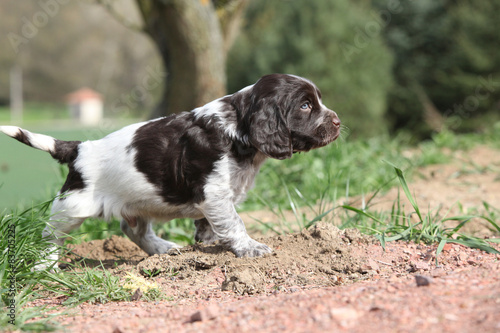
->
38, 197, 87, 270
194, 218, 219, 244
120, 217, 181, 255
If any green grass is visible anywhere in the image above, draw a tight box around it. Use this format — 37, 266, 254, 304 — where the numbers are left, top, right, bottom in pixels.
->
0, 104, 69, 124
0, 200, 61, 331
341, 163, 500, 260
48, 266, 132, 306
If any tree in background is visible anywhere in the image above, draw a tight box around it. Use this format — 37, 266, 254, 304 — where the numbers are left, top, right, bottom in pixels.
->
439, 0, 500, 132
227, 0, 394, 137
133, 0, 249, 117
373, 0, 500, 137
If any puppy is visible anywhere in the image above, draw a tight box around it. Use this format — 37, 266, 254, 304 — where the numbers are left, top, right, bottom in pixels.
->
1, 74, 340, 263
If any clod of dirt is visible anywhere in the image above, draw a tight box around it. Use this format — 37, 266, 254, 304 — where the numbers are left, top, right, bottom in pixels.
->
133, 222, 373, 295
221, 268, 263, 295
415, 275, 432, 287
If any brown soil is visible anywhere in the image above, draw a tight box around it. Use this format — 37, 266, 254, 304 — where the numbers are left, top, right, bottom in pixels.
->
20, 145, 500, 332
67, 223, 370, 296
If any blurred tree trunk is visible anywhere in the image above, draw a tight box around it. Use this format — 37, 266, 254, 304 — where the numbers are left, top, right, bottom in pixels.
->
135, 0, 248, 118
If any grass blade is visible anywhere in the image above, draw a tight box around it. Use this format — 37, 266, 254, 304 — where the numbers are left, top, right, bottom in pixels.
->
306, 206, 338, 229
435, 238, 447, 265
342, 205, 384, 224
384, 161, 423, 222
447, 238, 500, 254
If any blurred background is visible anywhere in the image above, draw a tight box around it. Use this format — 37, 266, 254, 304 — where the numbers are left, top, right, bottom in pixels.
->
1, 0, 499, 208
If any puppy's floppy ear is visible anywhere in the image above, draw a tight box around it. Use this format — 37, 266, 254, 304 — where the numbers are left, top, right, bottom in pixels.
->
245, 98, 292, 160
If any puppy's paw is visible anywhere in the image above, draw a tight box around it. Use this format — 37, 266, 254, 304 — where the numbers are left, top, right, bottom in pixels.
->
33, 245, 60, 272
33, 261, 59, 273
232, 238, 272, 258
143, 238, 181, 255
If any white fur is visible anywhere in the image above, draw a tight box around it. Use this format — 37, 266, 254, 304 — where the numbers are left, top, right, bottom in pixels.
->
0, 126, 56, 152
193, 98, 238, 140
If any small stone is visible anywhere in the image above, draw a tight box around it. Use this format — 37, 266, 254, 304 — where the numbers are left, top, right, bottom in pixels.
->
366, 259, 380, 271
415, 275, 432, 287
189, 305, 219, 322
130, 288, 143, 301
190, 311, 203, 322
203, 304, 220, 320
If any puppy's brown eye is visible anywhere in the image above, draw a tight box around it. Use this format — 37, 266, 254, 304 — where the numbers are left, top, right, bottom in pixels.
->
300, 102, 311, 111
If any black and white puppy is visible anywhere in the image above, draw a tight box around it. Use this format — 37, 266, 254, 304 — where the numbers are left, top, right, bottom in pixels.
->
0, 74, 341, 262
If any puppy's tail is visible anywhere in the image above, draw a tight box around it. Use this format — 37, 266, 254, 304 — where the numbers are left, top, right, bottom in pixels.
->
0, 126, 81, 164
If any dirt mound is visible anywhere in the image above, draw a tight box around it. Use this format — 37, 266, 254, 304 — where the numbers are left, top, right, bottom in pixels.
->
67, 223, 373, 295
67, 235, 148, 267
44, 238, 500, 333
140, 223, 371, 294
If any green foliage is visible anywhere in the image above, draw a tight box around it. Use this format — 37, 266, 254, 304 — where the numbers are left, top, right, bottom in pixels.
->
67, 217, 195, 246
0, 200, 57, 288
0, 200, 61, 332
0, 289, 61, 332
51, 267, 131, 306
341, 164, 500, 261
154, 218, 195, 245
67, 218, 123, 245
0, 104, 68, 124
228, 0, 394, 137
373, 0, 500, 136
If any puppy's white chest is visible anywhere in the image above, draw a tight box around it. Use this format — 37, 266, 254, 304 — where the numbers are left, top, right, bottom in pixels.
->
230, 158, 266, 205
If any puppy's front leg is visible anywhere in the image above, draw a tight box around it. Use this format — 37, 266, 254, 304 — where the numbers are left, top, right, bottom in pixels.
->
198, 202, 272, 257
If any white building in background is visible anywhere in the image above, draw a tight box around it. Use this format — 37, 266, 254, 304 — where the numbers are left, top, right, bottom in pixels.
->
66, 88, 103, 126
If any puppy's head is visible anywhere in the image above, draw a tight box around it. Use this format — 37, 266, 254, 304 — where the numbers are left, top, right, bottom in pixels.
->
237, 74, 341, 159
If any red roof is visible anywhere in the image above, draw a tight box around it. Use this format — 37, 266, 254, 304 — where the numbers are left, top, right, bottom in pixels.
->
66, 88, 102, 103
